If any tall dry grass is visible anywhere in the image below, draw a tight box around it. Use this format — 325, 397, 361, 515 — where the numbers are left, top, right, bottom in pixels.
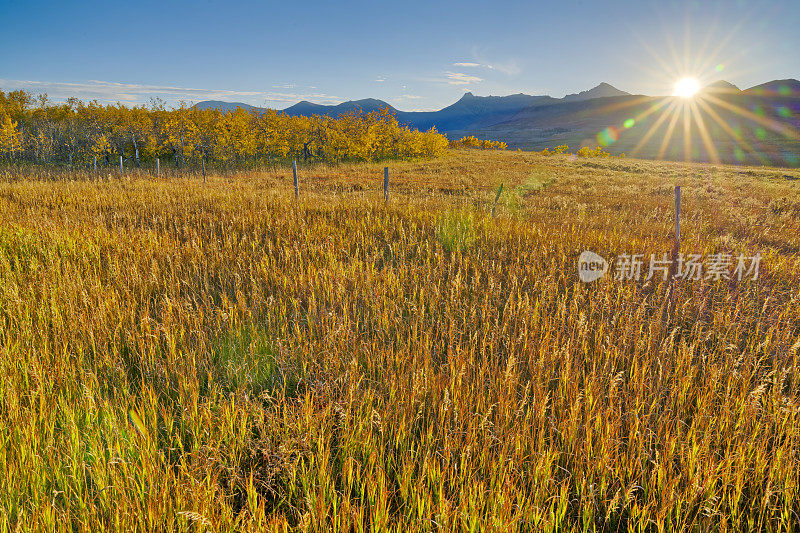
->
1, 150, 800, 531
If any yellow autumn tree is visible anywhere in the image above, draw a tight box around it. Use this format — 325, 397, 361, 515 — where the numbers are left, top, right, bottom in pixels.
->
0, 89, 453, 169
0, 113, 22, 160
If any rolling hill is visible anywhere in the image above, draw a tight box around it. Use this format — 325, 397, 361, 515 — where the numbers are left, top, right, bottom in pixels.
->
283, 98, 399, 117
194, 83, 622, 131
194, 79, 800, 166
562, 82, 631, 102
459, 81, 800, 166
193, 100, 259, 112
396, 92, 551, 131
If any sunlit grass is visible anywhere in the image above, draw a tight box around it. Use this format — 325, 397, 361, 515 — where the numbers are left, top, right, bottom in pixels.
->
1, 150, 800, 530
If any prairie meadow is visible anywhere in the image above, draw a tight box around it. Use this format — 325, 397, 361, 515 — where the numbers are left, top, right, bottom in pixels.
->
1, 149, 800, 531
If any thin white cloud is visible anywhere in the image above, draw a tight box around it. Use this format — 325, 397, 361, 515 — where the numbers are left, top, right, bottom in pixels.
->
393, 94, 423, 101
490, 60, 521, 76
445, 72, 483, 85
0, 78, 342, 108
460, 49, 522, 76
375, 76, 387, 83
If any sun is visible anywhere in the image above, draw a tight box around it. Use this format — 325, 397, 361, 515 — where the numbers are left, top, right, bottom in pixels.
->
673, 77, 700, 98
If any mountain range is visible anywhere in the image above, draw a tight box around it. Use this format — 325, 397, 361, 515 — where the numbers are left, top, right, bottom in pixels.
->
193, 82, 630, 131
195, 80, 800, 166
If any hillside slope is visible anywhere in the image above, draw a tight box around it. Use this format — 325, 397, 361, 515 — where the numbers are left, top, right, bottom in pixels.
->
453, 83, 800, 166
193, 79, 800, 166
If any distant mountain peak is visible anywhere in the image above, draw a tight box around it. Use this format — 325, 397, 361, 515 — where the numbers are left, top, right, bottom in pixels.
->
281, 97, 396, 118
562, 83, 630, 102
193, 100, 258, 112
708, 80, 739, 88
343, 97, 385, 105
704, 80, 740, 94
746, 79, 800, 97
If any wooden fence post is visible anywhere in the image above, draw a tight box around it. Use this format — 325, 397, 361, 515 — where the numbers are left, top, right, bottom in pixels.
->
491, 183, 504, 217
668, 185, 682, 286
202, 156, 206, 183
156, 157, 160, 177
293, 160, 299, 198
675, 185, 681, 248
93, 156, 97, 177
384, 167, 389, 203
119, 155, 123, 176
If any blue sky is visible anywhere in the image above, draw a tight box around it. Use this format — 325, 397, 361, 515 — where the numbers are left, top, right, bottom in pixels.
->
1, 0, 798, 111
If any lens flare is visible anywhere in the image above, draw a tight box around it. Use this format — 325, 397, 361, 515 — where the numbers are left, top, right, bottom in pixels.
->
624, 13, 800, 166
674, 77, 700, 98
597, 126, 620, 146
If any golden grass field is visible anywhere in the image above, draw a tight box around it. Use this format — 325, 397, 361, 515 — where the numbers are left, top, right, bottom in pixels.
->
1, 150, 800, 531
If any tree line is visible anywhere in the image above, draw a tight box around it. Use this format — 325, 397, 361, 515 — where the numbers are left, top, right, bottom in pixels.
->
0, 90, 451, 169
